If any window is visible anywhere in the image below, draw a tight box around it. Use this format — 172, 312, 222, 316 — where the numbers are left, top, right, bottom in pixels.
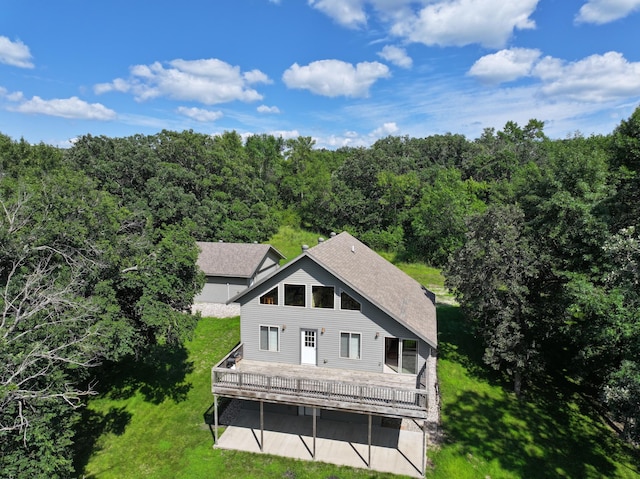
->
260, 325, 279, 351
312, 286, 334, 308
284, 284, 305, 306
340, 291, 361, 311
260, 286, 278, 305
340, 332, 361, 359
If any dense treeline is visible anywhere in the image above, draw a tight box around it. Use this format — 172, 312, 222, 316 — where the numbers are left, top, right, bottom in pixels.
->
1, 107, 639, 476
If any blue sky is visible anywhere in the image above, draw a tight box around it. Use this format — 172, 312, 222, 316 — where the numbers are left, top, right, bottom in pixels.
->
1, 0, 640, 148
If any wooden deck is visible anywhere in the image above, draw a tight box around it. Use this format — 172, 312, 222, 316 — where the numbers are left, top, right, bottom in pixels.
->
212, 358, 428, 419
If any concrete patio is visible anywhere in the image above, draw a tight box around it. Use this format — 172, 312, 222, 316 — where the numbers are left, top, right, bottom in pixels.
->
214, 404, 426, 478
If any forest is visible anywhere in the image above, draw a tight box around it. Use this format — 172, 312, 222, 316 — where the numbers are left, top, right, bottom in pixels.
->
1, 105, 639, 477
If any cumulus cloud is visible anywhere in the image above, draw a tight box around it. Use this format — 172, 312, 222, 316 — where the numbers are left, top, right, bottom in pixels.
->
371, 122, 399, 137
534, 51, 640, 102
390, 0, 539, 49
377, 45, 412, 69
470, 49, 640, 103
468, 48, 542, 83
282, 59, 390, 97
575, 0, 640, 24
0, 36, 34, 68
308, 1, 540, 48
176, 106, 223, 122
308, 0, 368, 28
11, 96, 116, 120
257, 104, 281, 113
94, 58, 269, 105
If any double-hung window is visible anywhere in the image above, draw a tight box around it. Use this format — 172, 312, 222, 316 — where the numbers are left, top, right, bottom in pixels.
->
260, 325, 279, 352
340, 332, 361, 359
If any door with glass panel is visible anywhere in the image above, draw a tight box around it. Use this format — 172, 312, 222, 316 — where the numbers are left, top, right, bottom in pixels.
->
385, 337, 418, 374
301, 329, 317, 365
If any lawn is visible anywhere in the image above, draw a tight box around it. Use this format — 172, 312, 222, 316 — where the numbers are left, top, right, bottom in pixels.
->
77, 227, 640, 478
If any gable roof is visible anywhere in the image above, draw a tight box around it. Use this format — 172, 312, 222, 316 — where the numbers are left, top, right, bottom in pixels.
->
196, 242, 285, 278
231, 232, 437, 348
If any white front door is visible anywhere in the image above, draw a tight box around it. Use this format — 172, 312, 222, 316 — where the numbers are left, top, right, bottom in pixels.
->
301, 329, 317, 365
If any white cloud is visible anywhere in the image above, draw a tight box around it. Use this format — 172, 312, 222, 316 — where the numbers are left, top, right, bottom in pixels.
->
377, 45, 412, 69
534, 51, 640, 102
468, 50, 640, 103
268, 129, 301, 139
575, 0, 640, 24
176, 106, 223, 122
11, 96, 116, 120
94, 58, 268, 105
308, 0, 367, 28
468, 48, 542, 83
371, 122, 399, 137
0, 36, 34, 68
390, 0, 539, 48
257, 105, 281, 113
282, 59, 390, 97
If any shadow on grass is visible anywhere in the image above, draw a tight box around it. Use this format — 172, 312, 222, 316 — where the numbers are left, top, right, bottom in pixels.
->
73, 406, 132, 475
437, 304, 640, 478
441, 386, 639, 478
437, 304, 506, 387
97, 343, 194, 404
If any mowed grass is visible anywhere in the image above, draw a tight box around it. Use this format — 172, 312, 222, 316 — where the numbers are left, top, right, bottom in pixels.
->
78, 226, 640, 478
431, 305, 640, 478
77, 317, 399, 479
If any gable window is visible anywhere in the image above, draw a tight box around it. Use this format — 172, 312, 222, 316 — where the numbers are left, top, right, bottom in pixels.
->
284, 284, 305, 306
312, 286, 334, 308
260, 286, 278, 305
340, 291, 361, 311
260, 325, 279, 351
340, 332, 361, 359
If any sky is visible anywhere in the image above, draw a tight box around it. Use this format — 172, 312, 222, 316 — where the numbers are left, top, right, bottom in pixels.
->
1, 0, 640, 149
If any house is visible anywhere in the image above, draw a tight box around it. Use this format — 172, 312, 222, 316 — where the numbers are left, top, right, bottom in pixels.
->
193, 241, 285, 304
211, 232, 438, 476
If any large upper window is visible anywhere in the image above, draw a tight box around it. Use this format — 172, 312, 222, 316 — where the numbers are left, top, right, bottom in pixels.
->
340, 291, 361, 311
260, 325, 279, 351
260, 286, 278, 305
312, 286, 334, 308
340, 332, 361, 359
284, 284, 305, 306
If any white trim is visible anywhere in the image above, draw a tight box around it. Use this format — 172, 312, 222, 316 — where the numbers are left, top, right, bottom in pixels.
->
259, 324, 280, 352
311, 284, 336, 309
283, 283, 306, 307
339, 331, 362, 360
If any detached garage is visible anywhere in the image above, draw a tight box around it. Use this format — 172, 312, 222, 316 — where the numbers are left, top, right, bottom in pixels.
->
194, 242, 285, 304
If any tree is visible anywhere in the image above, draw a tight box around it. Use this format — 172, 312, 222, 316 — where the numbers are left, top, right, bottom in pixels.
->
445, 205, 539, 395
407, 168, 486, 266
1, 136, 205, 476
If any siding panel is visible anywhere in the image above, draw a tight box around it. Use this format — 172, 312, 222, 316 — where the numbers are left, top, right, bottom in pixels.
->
240, 257, 429, 375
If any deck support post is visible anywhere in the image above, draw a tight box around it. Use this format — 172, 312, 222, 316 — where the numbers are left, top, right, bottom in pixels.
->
367, 413, 372, 468
422, 419, 427, 476
312, 407, 317, 460
260, 400, 264, 452
213, 394, 219, 444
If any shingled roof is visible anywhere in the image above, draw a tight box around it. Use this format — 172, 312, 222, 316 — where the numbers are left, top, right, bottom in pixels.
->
231, 232, 437, 348
308, 232, 437, 348
196, 242, 285, 278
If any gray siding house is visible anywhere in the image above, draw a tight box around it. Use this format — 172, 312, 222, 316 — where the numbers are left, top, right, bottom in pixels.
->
211, 232, 438, 474
194, 242, 284, 303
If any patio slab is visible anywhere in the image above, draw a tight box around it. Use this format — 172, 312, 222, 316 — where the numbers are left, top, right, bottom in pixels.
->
214, 405, 426, 478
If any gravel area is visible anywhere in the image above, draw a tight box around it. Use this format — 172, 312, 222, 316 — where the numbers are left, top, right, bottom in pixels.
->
192, 302, 240, 318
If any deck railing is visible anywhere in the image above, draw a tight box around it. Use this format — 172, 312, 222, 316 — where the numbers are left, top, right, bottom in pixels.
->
212, 367, 428, 413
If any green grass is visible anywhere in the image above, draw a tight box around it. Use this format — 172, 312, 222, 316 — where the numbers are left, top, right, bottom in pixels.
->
77, 317, 399, 478
266, 225, 328, 264
431, 305, 640, 478
78, 226, 640, 478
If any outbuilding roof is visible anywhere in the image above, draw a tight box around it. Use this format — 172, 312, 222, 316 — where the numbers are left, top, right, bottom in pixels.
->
196, 242, 285, 278
231, 232, 437, 348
